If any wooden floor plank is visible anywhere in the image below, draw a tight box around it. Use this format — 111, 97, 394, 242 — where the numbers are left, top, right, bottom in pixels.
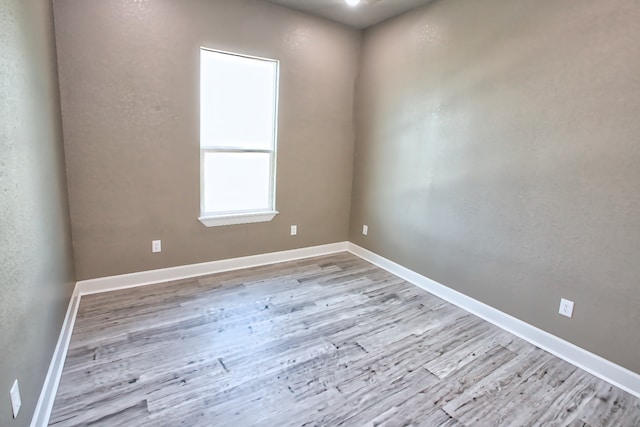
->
49, 252, 640, 426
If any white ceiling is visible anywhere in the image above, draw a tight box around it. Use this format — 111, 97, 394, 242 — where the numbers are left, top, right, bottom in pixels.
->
265, 0, 436, 29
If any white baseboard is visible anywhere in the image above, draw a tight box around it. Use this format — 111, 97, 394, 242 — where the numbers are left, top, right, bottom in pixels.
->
30, 287, 81, 427
32, 240, 640, 427
76, 242, 349, 296
32, 242, 349, 426
347, 242, 640, 399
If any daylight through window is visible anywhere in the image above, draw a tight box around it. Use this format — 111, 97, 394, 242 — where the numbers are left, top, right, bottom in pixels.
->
199, 48, 279, 227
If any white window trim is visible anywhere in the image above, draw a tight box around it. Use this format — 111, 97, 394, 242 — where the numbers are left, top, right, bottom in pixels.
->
198, 210, 278, 227
199, 47, 280, 227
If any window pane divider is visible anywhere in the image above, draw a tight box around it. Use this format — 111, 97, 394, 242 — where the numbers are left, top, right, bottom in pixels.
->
201, 147, 273, 154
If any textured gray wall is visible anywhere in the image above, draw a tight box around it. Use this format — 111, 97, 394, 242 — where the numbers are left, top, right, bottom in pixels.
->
350, 0, 640, 374
53, 0, 360, 280
0, 0, 75, 425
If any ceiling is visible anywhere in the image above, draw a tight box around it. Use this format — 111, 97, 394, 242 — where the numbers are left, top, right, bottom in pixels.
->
265, 0, 436, 29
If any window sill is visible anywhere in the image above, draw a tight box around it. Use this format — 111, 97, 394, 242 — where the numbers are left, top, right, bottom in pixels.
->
198, 211, 279, 227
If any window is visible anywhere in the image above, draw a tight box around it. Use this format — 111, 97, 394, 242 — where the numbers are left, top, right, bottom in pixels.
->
199, 48, 279, 227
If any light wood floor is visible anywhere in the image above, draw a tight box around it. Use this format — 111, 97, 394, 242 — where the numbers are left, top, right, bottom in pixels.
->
50, 253, 640, 426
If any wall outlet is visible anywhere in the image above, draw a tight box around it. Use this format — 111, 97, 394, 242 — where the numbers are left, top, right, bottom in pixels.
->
362, 225, 368, 235
10, 379, 21, 418
290, 225, 297, 236
559, 298, 574, 318
152, 240, 162, 253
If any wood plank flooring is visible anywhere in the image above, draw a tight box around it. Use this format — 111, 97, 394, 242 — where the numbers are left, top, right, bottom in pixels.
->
49, 253, 640, 426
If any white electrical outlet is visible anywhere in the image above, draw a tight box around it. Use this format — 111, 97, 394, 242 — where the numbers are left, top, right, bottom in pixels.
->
362, 225, 368, 235
10, 379, 21, 418
559, 298, 574, 318
290, 225, 297, 236
152, 240, 162, 253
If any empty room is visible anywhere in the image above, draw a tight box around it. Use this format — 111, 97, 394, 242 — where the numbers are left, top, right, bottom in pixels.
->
2, 0, 640, 425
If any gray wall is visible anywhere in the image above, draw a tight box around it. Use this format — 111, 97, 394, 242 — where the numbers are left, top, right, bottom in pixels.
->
350, 0, 640, 374
53, 0, 360, 281
0, 0, 76, 425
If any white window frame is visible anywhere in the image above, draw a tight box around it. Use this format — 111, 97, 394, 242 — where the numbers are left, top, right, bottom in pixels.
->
198, 48, 280, 227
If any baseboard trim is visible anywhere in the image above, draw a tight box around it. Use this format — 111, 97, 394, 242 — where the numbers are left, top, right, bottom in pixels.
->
31, 242, 349, 426
33, 240, 640, 427
347, 242, 640, 399
30, 287, 81, 427
76, 241, 349, 296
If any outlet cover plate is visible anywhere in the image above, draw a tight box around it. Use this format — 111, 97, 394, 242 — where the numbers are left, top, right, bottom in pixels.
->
559, 298, 574, 318
10, 379, 21, 418
290, 225, 297, 236
152, 240, 162, 253
362, 225, 368, 235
